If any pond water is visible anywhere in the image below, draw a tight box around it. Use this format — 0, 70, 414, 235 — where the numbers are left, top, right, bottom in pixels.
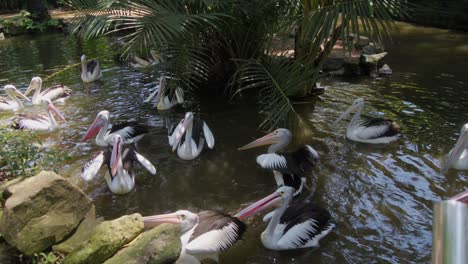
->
0, 22, 467, 263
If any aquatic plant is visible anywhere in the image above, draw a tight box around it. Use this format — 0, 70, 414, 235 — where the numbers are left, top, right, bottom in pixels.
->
63, 0, 408, 130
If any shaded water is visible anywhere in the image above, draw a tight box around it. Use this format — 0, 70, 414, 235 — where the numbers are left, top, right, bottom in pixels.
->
0, 22, 467, 263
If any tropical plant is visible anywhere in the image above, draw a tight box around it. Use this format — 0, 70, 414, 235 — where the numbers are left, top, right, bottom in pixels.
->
64, 0, 407, 130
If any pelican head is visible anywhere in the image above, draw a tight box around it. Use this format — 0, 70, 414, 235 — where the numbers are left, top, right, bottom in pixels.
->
143, 210, 198, 233
238, 128, 292, 152
42, 99, 66, 122
171, 112, 195, 151
235, 186, 294, 220
333, 97, 365, 125
81, 110, 110, 142
443, 123, 468, 173
24, 77, 43, 96
4, 85, 31, 102
110, 134, 122, 176
81, 54, 87, 62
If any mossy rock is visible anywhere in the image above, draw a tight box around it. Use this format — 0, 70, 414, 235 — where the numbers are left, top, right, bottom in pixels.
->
105, 224, 181, 264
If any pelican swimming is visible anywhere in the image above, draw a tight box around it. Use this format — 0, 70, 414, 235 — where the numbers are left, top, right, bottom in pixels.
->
0, 85, 30, 111
236, 186, 335, 251
130, 50, 162, 69
81, 135, 156, 195
24, 76, 71, 105
239, 128, 319, 196
169, 112, 214, 160
81, 110, 148, 147
80, 54, 102, 82
144, 76, 184, 110
143, 210, 246, 263
442, 123, 468, 173
333, 98, 401, 144
13, 99, 66, 132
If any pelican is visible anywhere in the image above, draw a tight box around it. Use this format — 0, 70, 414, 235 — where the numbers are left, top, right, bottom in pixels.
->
130, 50, 162, 69
81, 110, 148, 147
24, 76, 71, 105
143, 210, 246, 263
442, 123, 468, 173
81, 135, 156, 195
238, 128, 319, 196
80, 54, 102, 82
0, 85, 31, 111
13, 99, 66, 132
333, 98, 401, 144
236, 186, 335, 250
168, 112, 214, 160
144, 76, 184, 110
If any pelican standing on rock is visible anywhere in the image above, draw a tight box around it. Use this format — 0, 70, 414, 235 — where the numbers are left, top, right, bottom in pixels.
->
333, 98, 401, 144
144, 76, 184, 110
13, 99, 66, 132
143, 210, 246, 263
24, 76, 71, 105
81, 110, 148, 147
442, 123, 468, 173
236, 186, 335, 250
81, 135, 156, 195
239, 128, 319, 196
80, 54, 102, 82
0, 85, 31, 111
169, 112, 214, 160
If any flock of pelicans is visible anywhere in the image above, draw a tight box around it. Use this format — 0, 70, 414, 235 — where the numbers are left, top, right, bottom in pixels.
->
1, 54, 467, 264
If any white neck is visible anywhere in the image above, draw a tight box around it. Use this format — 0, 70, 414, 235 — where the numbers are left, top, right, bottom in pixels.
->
7, 91, 23, 108
349, 103, 364, 129
81, 59, 87, 74
264, 199, 289, 238
180, 223, 197, 255
96, 119, 110, 146
33, 83, 42, 103
48, 110, 58, 128
185, 123, 193, 152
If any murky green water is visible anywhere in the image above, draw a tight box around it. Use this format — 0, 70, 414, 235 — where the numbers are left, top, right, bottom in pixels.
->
0, 22, 467, 263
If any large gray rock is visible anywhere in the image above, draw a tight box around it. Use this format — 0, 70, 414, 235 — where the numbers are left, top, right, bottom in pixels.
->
0, 171, 93, 255
64, 214, 144, 264
104, 224, 181, 264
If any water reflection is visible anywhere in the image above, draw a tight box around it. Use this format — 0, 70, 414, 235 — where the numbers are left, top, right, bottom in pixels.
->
0, 23, 467, 263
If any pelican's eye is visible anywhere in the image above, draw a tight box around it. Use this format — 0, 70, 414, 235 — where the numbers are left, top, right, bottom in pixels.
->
279, 191, 285, 196
179, 214, 186, 220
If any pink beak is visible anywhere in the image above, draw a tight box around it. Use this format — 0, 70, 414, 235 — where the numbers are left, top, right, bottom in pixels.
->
172, 117, 190, 152
48, 102, 66, 122
235, 192, 282, 220
142, 212, 181, 228
238, 131, 279, 150
81, 117, 104, 143
110, 136, 121, 177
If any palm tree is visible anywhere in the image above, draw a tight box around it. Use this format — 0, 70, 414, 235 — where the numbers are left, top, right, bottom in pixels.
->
64, 0, 406, 130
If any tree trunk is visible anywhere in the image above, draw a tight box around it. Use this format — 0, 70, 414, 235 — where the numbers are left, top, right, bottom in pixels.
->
25, 0, 50, 23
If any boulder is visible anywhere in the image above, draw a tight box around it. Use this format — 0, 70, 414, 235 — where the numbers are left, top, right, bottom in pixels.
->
64, 214, 144, 264
0, 171, 92, 255
53, 205, 102, 253
379, 64, 393, 75
104, 224, 181, 264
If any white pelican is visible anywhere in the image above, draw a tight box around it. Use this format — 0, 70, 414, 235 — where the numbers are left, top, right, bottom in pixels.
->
143, 210, 246, 263
168, 112, 214, 160
130, 50, 162, 69
333, 98, 401, 144
24, 76, 71, 105
442, 123, 468, 173
144, 76, 184, 110
80, 54, 102, 82
13, 99, 66, 132
238, 128, 319, 197
0, 85, 31, 111
81, 135, 156, 195
81, 110, 148, 147
236, 186, 335, 250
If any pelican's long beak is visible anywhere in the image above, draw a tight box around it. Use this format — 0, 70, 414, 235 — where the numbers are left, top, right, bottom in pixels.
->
332, 104, 357, 125
81, 116, 105, 143
142, 212, 181, 228
13, 88, 31, 102
238, 132, 279, 150
144, 85, 159, 103
48, 102, 66, 122
110, 137, 121, 177
235, 192, 282, 220
442, 133, 468, 174
171, 116, 191, 152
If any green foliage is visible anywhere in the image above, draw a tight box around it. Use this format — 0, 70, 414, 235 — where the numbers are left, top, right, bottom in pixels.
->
0, 10, 61, 34
0, 128, 69, 180
32, 251, 65, 264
